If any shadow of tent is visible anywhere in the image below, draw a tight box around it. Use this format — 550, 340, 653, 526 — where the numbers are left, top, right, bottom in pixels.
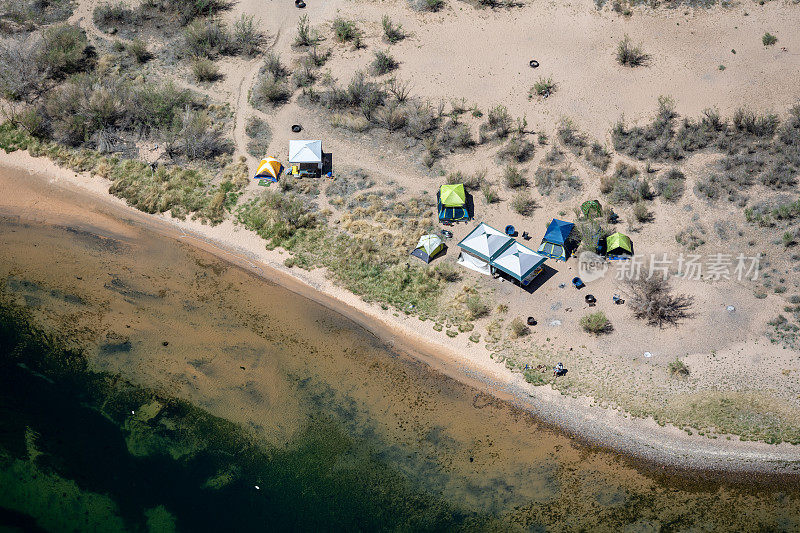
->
465, 192, 475, 220
494, 264, 558, 294
322, 152, 333, 176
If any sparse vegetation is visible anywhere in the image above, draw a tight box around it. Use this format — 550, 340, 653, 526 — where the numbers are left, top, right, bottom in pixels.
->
668, 359, 690, 377
481, 183, 499, 204
466, 295, 490, 320
511, 191, 537, 216
192, 57, 222, 82
332, 17, 359, 43
510, 317, 529, 338
762, 32, 778, 46
382, 15, 405, 43
530, 77, 556, 98
294, 14, 319, 47
616, 35, 649, 67
580, 311, 613, 334
503, 165, 527, 188
371, 50, 399, 75
627, 276, 694, 327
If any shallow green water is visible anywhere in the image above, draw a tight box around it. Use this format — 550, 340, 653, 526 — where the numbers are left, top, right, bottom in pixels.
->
1, 210, 800, 532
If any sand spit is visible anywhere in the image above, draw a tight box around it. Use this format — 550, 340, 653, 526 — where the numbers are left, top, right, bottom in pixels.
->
2, 152, 799, 476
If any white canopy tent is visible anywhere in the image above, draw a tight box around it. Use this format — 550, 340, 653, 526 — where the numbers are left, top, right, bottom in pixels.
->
288, 140, 323, 169
492, 241, 547, 285
456, 223, 513, 277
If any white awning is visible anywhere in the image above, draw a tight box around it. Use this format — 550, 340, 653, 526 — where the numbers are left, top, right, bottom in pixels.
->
288, 140, 322, 164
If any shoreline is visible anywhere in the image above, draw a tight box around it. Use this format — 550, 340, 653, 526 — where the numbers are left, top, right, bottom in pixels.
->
2, 151, 800, 477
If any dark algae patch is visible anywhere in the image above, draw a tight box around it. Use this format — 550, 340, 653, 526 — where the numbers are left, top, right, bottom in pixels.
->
0, 296, 491, 531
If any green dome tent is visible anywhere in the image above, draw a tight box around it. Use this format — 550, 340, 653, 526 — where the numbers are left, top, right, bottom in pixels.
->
438, 184, 470, 222
581, 200, 602, 218
606, 232, 633, 257
410, 234, 445, 263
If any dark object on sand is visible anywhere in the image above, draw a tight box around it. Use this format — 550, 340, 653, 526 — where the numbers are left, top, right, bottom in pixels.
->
291, 124, 302, 132
529, 60, 539, 68
585, 294, 596, 306
441, 229, 453, 239
522, 231, 530, 240
613, 294, 625, 305
527, 316, 537, 326
572, 277, 585, 289
553, 362, 566, 377
295, 0, 306, 7
505, 225, 516, 237
162, 341, 169, 346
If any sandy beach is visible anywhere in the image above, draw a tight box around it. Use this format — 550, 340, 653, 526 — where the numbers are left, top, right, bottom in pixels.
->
3, 152, 799, 476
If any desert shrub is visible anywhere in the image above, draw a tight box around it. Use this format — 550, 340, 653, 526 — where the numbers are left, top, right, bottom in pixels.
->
511, 191, 536, 215
445, 122, 475, 148
534, 166, 581, 197
557, 117, 587, 152
0, 34, 46, 100
263, 52, 288, 79
413, 0, 444, 11
385, 77, 410, 102
245, 116, 271, 157
732, 108, 778, 137
585, 141, 611, 171
192, 57, 221, 81
481, 183, 499, 203
382, 15, 405, 43
371, 50, 398, 75
93, 2, 136, 28
251, 76, 291, 107
182, 18, 232, 57
503, 165, 527, 188
167, 107, 232, 160
332, 17, 359, 43
306, 46, 331, 67
40, 24, 89, 77
612, 96, 679, 161
231, 14, 265, 56
580, 311, 612, 334
43, 75, 125, 145
530, 77, 555, 97
655, 168, 685, 202
447, 169, 483, 190
156, 0, 233, 25
294, 14, 319, 47
668, 359, 689, 377
487, 105, 512, 138
128, 81, 194, 133
633, 201, 653, 223
762, 32, 778, 46
606, 162, 652, 204
509, 317, 529, 338
126, 38, 151, 63
616, 35, 649, 67
498, 134, 535, 163
466, 295, 490, 320
292, 61, 316, 88
627, 276, 694, 327
760, 160, 797, 190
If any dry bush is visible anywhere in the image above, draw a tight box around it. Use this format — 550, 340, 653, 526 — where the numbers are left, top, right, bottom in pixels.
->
627, 276, 694, 327
251, 75, 291, 108
371, 50, 398, 75
616, 35, 649, 67
466, 295, 490, 319
510, 317, 529, 338
126, 38, 151, 63
503, 165, 527, 188
498, 133, 535, 163
192, 57, 222, 82
511, 191, 536, 215
381, 15, 405, 43
581, 311, 613, 334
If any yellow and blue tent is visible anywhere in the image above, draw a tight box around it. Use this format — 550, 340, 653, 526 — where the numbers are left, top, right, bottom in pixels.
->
254, 157, 282, 182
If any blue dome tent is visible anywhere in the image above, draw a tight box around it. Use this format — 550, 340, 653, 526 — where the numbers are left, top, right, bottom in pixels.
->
537, 219, 575, 261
